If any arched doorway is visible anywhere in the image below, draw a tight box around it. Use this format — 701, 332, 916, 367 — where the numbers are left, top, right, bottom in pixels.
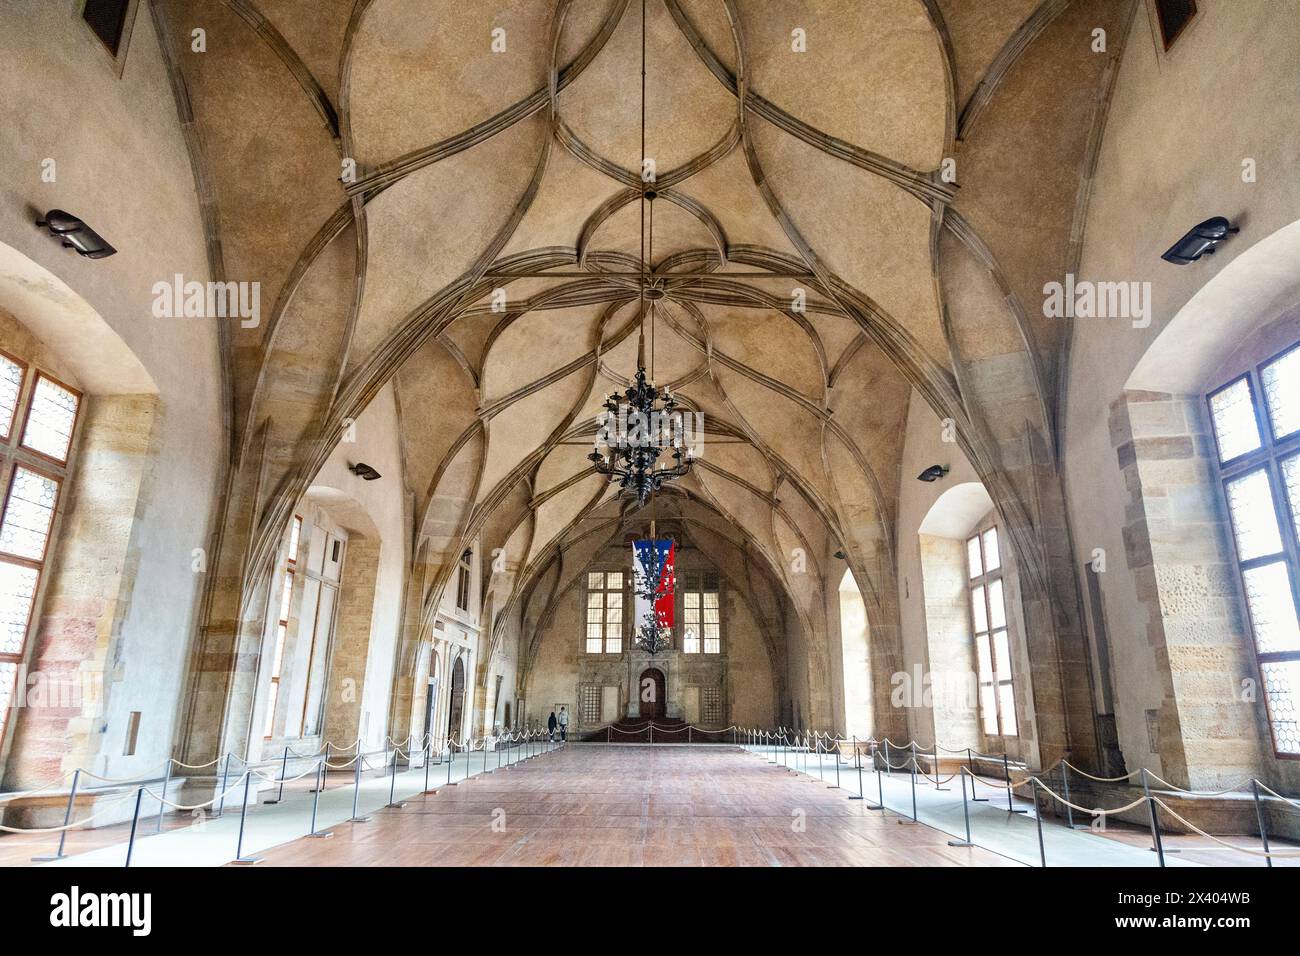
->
639, 667, 666, 719
447, 656, 465, 744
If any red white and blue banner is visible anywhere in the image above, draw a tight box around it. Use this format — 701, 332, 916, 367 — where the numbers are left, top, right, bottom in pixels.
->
632, 538, 675, 635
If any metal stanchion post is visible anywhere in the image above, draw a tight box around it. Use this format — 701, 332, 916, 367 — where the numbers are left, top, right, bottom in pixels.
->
313, 742, 331, 792
124, 787, 144, 868
349, 751, 371, 822
233, 771, 263, 864
875, 751, 885, 811
1140, 769, 1169, 861
32, 768, 81, 861
932, 743, 949, 791
447, 742, 454, 786
424, 738, 433, 792
900, 753, 918, 825
308, 759, 333, 838
1251, 779, 1272, 868
1031, 778, 1046, 867
265, 747, 289, 805
483, 739, 490, 775
829, 739, 841, 789
386, 746, 407, 809
817, 738, 824, 781
216, 752, 231, 817
848, 736, 865, 801
155, 761, 172, 831
883, 739, 891, 776
1004, 754, 1027, 814
948, 768, 973, 847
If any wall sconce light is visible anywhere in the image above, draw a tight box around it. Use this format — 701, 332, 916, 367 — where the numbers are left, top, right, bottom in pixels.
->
917, 464, 949, 483
349, 462, 381, 481
1161, 216, 1238, 265
35, 209, 117, 259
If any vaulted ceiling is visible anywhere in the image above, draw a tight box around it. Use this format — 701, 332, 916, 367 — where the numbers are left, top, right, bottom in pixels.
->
152, 0, 1137, 690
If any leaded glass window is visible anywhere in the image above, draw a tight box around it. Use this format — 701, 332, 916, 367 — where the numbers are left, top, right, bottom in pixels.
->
0, 362, 81, 747
584, 571, 624, 654
968, 524, 1017, 739
680, 571, 721, 654
1209, 344, 1300, 756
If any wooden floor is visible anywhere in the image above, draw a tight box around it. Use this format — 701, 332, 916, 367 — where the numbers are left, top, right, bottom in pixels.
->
252, 745, 1022, 867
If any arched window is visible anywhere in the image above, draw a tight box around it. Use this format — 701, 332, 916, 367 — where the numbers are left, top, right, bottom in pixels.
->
1207, 341, 1300, 756
0, 352, 80, 745
967, 522, 1017, 739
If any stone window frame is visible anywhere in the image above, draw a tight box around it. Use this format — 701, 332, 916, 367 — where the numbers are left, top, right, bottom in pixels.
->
582, 569, 626, 656
679, 569, 723, 655
0, 350, 82, 750
263, 515, 302, 739
966, 519, 1019, 742
78, 0, 140, 79
1206, 341, 1300, 759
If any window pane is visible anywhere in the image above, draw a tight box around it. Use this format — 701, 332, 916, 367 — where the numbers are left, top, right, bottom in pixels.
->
278, 572, 293, 621
0, 467, 59, 560
683, 629, 699, 653
703, 607, 719, 624
993, 629, 1012, 680
704, 624, 720, 654
0, 355, 23, 440
1261, 660, 1300, 755
587, 609, 603, 626
587, 572, 603, 590
1281, 455, 1300, 542
979, 686, 998, 735
703, 591, 719, 609
988, 579, 1007, 629
0, 561, 39, 654
287, 516, 302, 561
606, 572, 622, 590
605, 638, 621, 654
982, 528, 1000, 573
606, 590, 621, 609
263, 681, 279, 738
1241, 561, 1300, 654
971, 586, 988, 633
685, 591, 699, 609
587, 592, 603, 610
967, 536, 982, 578
607, 605, 622, 625
21, 375, 79, 462
0, 661, 18, 730
270, 624, 287, 676
998, 684, 1018, 736
1262, 346, 1300, 441
975, 634, 993, 680
1224, 469, 1284, 560
1209, 378, 1261, 462
586, 637, 602, 654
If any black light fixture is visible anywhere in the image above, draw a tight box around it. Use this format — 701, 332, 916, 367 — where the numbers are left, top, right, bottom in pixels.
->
917, 464, 949, 483
588, 0, 694, 508
349, 462, 381, 481
35, 209, 116, 259
1161, 216, 1238, 265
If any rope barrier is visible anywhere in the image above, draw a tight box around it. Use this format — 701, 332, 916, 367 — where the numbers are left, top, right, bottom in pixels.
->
1151, 797, 1300, 859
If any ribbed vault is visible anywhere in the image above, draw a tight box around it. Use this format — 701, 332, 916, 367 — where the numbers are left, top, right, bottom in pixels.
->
160, 0, 1139, 765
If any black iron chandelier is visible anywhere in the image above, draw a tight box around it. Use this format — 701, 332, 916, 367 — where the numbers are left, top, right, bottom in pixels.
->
588, 0, 694, 507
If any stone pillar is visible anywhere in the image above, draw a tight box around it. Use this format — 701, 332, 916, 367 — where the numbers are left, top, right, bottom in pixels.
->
1111, 390, 1271, 788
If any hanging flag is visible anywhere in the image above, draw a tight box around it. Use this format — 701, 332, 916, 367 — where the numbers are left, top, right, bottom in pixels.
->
632, 538, 675, 637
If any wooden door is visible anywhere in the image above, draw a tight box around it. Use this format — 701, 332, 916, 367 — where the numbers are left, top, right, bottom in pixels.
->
639, 667, 666, 718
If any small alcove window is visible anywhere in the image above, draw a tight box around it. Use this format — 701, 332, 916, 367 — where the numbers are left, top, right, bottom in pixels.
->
1154, 0, 1198, 51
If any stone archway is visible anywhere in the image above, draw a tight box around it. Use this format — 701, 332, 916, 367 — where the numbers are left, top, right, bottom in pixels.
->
448, 655, 466, 744
639, 667, 666, 719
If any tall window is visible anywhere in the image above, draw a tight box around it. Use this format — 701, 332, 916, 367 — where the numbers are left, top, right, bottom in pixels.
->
681, 571, 721, 654
0, 355, 81, 745
585, 571, 623, 654
1208, 342, 1300, 757
264, 515, 301, 739
968, 525, 1017, 738
456, 548, 472, 612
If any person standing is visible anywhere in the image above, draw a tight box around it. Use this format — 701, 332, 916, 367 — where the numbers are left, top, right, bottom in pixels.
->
557, 705, 569, 742
547, 710, 558, 742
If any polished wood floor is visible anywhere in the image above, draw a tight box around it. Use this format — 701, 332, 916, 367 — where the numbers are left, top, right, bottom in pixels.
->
252, 745, 1022, 867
